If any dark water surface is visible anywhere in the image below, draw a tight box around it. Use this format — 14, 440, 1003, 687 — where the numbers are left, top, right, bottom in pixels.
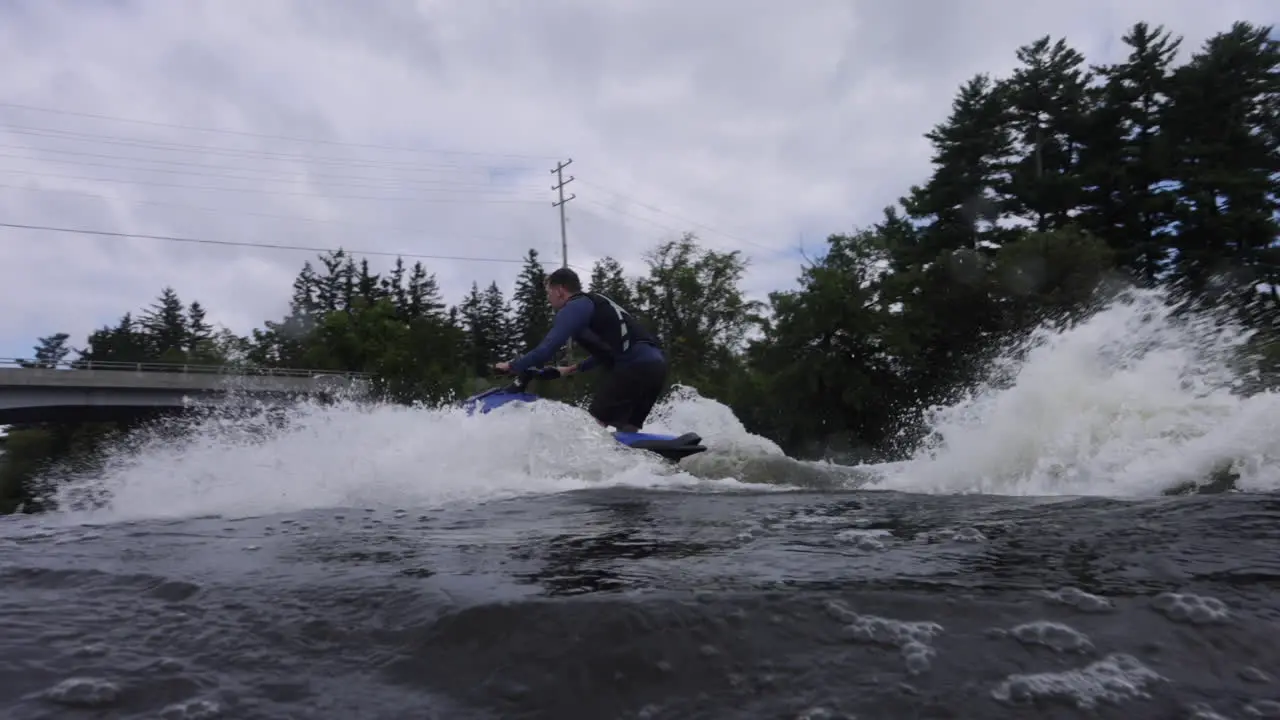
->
2, 488, 1279, 719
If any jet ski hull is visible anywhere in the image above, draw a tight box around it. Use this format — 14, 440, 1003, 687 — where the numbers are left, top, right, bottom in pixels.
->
462, 385, 706, 462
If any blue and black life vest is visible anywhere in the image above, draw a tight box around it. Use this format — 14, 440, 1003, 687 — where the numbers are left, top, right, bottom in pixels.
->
569, 291, 661, 368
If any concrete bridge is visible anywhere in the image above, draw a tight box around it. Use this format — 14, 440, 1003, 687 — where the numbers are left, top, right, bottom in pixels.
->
0, 358, 372, 425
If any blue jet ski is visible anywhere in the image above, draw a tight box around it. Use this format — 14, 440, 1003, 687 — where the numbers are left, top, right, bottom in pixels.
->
461, 366, 707, 462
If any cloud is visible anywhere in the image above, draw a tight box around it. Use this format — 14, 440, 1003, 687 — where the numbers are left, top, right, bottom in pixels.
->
0, 0, 1274, 362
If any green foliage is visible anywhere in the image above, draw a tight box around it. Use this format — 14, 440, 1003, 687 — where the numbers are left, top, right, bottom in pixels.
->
632, 233, 764, 385
588, 256, 635, 307
4, 19, 1279, 510
512, 249, 553, 355
22, 333, 71, 369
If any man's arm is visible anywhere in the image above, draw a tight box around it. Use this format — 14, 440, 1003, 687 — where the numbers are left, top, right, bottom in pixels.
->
509, 297, 593, 374
576, 354, 600, 373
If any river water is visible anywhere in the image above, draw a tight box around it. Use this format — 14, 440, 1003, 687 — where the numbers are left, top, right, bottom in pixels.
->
2, 289, 1279, 719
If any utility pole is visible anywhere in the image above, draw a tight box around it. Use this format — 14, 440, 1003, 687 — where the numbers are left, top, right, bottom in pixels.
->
550, 159, 577, 364
550, 159, 575, 269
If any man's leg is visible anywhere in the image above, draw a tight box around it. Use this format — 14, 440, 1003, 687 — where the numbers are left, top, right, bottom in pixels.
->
587, 360, 667, 433
587, 370, 634, 430
624, 359, 668, 431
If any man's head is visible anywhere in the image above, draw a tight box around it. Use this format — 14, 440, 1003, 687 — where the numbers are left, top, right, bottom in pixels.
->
544, 267, 581, 310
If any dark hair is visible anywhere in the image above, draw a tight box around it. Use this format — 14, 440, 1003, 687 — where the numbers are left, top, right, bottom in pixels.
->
545, 267, 582, 293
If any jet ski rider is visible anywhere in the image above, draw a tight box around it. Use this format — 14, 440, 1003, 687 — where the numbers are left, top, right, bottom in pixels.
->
494, 267, 668, 433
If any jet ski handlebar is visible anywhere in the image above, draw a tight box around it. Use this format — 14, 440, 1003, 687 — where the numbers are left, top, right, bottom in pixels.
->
502, 366, 563, 391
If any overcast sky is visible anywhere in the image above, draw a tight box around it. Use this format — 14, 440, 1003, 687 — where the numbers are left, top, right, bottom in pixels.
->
0, 0, 1274, 363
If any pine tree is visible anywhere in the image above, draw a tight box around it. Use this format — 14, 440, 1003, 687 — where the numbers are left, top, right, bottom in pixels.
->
140, 287, 189, 361
898, 74, 1015, 267
406, 262, 445, 319
339, 254, 357, 311
186, 301, 215, 360
888, 72, 1018, 394
1076, 22, 1182, 283
78, 313, 149, 364
382, 257, 408, 314
588, 256, 635, 307
1162, 22, 1280, 296
291, 262, 320, 315
459, 282, 490, 375
25, 333, 70, 368
315, 250, 348, 312
997, 36, 1093, 232
511, 248, 552, 353
356, 258, 384, 307
481, 281, 514, 364
253, 260, 324, 368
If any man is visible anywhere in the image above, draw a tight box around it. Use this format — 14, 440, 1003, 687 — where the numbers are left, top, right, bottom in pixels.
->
494, 267, 667, 433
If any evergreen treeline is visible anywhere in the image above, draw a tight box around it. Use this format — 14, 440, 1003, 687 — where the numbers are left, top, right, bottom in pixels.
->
3, 21, 1278, 512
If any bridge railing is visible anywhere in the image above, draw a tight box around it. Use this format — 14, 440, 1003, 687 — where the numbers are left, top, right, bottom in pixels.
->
0, 357, 373, 381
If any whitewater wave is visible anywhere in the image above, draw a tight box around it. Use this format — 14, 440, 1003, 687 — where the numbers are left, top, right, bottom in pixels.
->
33, 382, 787, 524
870, 288, 1280, 496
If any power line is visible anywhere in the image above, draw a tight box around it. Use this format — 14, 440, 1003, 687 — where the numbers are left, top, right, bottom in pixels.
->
0, 124, 538, 173
0, 173, 771, 268
0, 102, 563, 161
577, 178, 775, 253
581, 199, 694, 239
0, 143, 547, 191
0, 183, 519, 243
580, 200, 782, 258
0, 149, 543, 195
0, 221, 531, 264
0, 168, 544, 205
0, 182, 726, 274
0, 164, 782, 264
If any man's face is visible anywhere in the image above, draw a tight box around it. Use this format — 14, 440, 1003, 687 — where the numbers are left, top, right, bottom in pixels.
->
545, 282, 570, 310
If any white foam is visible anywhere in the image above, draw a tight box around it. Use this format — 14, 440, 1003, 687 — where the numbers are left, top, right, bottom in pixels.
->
871, 288, 1280, 497
35, 383, 776, 524
1150, 591, 1232, 625
645, 384, 785, 458
824, 598, 943, 676
1005, 620, 1095, 654
991, 652, 1164, 708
